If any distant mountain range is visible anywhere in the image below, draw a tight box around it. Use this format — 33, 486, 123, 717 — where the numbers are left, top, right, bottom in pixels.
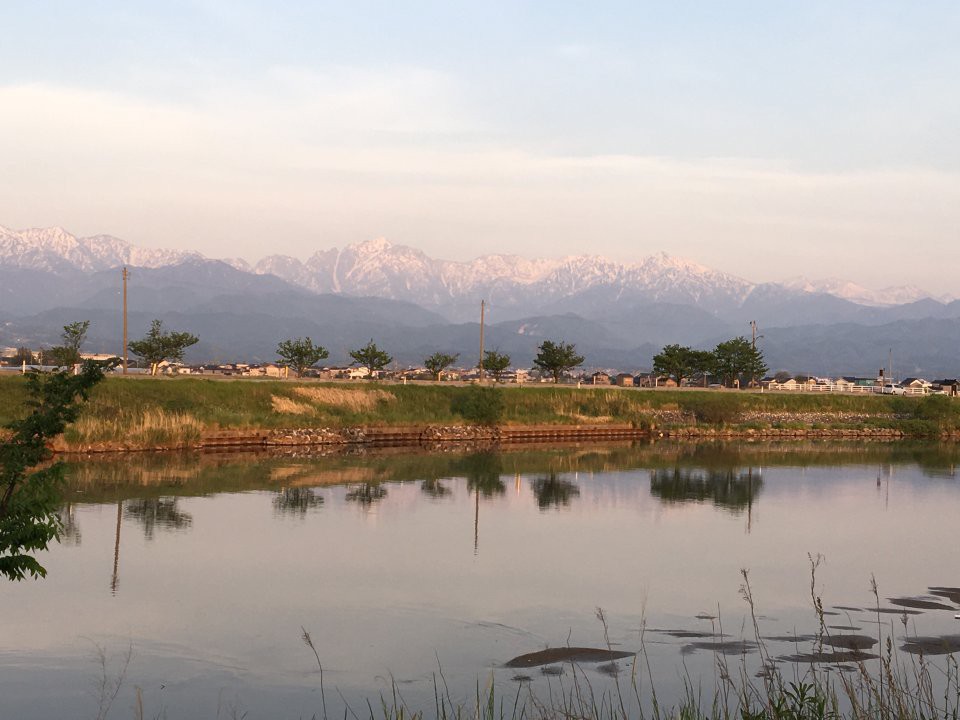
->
1, 224, 959, 377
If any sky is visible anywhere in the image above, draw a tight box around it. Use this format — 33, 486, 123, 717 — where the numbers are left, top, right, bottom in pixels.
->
1, 1, 959, 292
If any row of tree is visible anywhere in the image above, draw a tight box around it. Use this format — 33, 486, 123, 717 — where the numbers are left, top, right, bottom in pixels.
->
20, 321, 766, 388
652, 338, 768, 388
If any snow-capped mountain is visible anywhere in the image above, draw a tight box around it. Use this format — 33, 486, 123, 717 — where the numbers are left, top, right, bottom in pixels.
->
0, 225, 950, 322
251, 239, 754, 319
0, 225, 197, 274
780, 277, 952, 307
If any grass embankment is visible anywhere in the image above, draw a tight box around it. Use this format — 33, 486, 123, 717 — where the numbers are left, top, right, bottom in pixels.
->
1, 375, 958, 449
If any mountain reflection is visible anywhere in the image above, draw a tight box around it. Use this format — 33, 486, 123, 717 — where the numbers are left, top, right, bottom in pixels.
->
345, 483, 388, 506
649, 468, 762, 513
273, 487, 325, 516
124, 498, 194, 539
531, 473, 580, 510
458, 452, 505, 498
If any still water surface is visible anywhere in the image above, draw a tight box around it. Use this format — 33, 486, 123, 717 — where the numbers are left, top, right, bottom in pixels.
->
1, 441, 959, 718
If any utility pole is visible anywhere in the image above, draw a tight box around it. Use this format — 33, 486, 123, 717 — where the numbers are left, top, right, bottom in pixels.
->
750, 320, 758, 349
122, 267, 129, 375
478, 299, 485, 383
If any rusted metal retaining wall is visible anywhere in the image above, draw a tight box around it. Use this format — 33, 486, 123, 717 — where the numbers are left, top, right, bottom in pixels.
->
198, 424, 650, 450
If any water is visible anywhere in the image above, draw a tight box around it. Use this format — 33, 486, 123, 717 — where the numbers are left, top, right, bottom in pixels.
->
1, 441, 959, 718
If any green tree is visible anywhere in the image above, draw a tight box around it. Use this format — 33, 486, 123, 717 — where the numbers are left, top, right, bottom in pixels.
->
482, 350, 511, 382
652, 344, 702, 386
532, 340, 584, 383
13, 348, 35, 365
424, 352, 459, 381
348, 340, 392, 377
0, 361, 109, 580
128, 319, 199, 376
712, 336, 768, 388
277, 337, 329, 378
49, 320, 90, 367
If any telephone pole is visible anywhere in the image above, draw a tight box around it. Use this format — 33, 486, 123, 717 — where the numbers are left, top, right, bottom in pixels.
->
750, 320, 759, 349
478, 299, 486, 383
122, 267, 129, 374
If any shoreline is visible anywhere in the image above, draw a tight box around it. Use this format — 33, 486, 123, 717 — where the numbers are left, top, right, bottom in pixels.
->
50, 420, 921, 455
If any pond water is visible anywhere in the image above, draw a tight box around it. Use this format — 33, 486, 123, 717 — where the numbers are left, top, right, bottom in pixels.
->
1, 441, 959, 719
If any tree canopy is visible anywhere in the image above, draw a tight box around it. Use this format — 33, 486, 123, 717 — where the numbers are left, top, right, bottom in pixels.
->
1, 361, 109, 580
128, 319, 199, 375
424, 352, 459, 381
652, 344, 715, 386
533, 340, 584, 383
277, 337, 329, 377
712, 336, 767, 387
349, 340, 392, 376
49, 320, 89, 367
482, 350, 511, 382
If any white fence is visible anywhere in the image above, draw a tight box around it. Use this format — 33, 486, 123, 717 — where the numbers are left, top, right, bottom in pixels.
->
765, 382, 930, 395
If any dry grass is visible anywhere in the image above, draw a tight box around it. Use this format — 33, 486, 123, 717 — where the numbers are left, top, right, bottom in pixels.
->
271, 395, 315, 415
65, 408, 204, 447
292, 386, 395, 412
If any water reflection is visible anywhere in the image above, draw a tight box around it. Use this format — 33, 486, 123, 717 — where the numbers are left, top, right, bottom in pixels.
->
530, 473, 580, 510
420, 479, 451, 498
345, 483, 388, 507
458, 452, 505, 498
124, 498, 193, 539
649, 467, 762, 513
273, 487, 325, 517
56, 504, 82, 546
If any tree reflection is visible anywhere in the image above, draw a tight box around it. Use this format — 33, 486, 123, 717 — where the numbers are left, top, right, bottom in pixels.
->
273, 487, 325, 517
124, 498, 193, 539
345, 483, 387, 507
457, 452, 505, 498
531, 472, 580, 510
57, 503, 82, 546
420, 478, 451, 498
649, 468, 762, 513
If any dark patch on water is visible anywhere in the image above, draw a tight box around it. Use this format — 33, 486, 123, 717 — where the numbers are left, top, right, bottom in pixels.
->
875, 607, 923, 615
597, 662, 621, 676
900, 635, 960, 656
504, 647, 634, 668
511, 674, 532, 682
824, 634, 876, 651
820, 611, 840, 616
681, 640, 757, 656
889, 597, 955, 611
833, 606, 863, 612
653, 629, 725, 639
828, 625, 862, 631
541, 666, 564, 676
780, 650, 879, 663
695, 613, 716, 620
928, 587, 960, 605
765, 634, 817, 644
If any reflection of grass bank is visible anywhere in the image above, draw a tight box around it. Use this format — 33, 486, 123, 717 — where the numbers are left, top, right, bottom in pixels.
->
3, 375, 960, 450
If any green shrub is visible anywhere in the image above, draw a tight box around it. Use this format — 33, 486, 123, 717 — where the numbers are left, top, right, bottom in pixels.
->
679, 394, 743, 425
452, 386, 504, 426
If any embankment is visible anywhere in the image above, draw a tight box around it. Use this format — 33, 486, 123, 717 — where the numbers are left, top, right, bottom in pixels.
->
1, 375, 957, 452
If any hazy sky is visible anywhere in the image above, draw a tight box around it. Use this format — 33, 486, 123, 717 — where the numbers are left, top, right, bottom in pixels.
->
2, 1, 958, 292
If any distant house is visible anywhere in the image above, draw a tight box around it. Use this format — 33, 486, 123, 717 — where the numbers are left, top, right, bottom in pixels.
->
591, 371, 611, 385
843, 376, 878, 388
634, 373, 676, 388
901, 378, 932, 395
614, 373, 634, 387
